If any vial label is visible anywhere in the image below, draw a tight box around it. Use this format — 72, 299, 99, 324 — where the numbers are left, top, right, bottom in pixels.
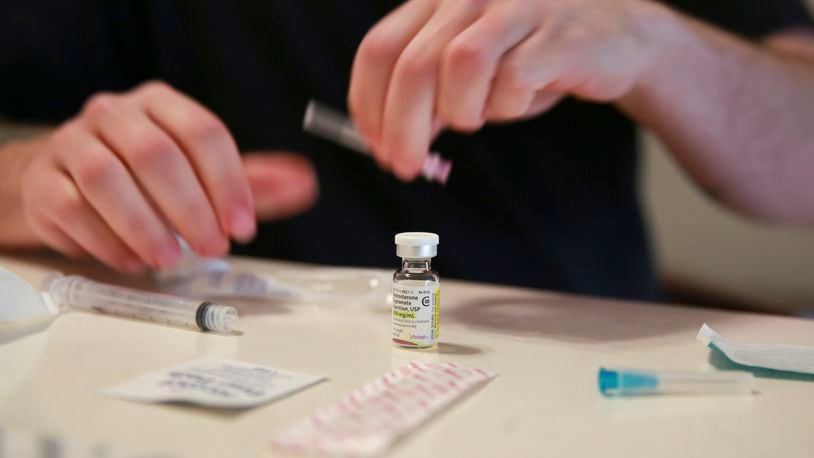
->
392, 283, 440, 348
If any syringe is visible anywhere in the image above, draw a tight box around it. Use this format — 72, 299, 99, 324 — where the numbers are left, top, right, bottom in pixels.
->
598, 367, 755, 396
303, 100, 452, 185
45, 274, 238, 333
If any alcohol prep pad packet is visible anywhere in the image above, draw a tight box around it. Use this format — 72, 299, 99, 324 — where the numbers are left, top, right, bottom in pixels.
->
104, 357, 325, 409
272, 362, 495, 457
697, 323, 814, 375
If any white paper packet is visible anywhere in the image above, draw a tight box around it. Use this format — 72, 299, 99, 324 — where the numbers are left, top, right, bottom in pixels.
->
272, 361, 496, 457
697, 323, 814, 375
105, 357, 325, 409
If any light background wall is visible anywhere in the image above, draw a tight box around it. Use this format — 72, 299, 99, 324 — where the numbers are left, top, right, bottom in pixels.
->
642, 134, 814, 309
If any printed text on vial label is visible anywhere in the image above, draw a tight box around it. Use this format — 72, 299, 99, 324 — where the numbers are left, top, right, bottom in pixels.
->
392, 284, 440, 347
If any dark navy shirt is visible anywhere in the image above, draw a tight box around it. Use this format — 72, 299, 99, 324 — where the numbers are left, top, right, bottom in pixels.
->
1, 1, 811, 300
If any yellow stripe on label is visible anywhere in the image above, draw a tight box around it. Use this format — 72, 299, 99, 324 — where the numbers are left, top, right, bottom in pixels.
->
433, 287, 440, 340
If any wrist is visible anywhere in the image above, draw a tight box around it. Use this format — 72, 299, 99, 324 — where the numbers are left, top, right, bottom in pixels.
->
619, 1, 690, 110
0, 136, 50, 247
8, 135, 48, 183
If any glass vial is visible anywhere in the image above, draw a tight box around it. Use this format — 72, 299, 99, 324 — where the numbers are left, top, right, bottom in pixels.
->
392, 232, 440, 349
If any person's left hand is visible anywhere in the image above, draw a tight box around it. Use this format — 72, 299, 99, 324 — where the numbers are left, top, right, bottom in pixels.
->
348, 0, 668, 180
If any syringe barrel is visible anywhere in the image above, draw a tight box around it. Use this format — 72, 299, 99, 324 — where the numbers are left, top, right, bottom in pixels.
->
303, 101, 452, 184
46, 275, 237, 332
655, 370, 754, 394
303, 101, 369, 154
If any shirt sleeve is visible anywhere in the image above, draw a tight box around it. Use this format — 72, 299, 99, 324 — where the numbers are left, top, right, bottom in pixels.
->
668, 0, 814, 39
0, 1, 149, 123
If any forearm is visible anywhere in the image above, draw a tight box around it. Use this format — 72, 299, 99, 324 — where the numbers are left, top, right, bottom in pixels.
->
0, 137, 44, 247
621, 4, 814, 224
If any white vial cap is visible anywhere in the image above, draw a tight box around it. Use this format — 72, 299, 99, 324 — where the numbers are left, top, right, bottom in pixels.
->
395, 232, 439, 259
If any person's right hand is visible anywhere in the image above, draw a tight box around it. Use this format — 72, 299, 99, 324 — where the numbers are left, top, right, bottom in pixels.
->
17, 81, 317, 274
348, 0, 666, 181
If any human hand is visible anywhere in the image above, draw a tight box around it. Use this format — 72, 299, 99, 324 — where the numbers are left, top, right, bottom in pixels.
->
18, 81, 317, 273
349, 0, 666, 180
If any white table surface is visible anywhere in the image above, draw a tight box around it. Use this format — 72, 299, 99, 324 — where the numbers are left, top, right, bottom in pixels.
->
1, 253, 813, 458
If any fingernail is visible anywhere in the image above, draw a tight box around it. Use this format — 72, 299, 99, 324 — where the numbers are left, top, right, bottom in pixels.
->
153, 240, 181, 269
230, 208, 256, 243
357, 126, 378, 152
366, 135, 380, 153
188, 232, 227, 257
207, 235, 230, 257
432, 118, 444, 135
393, 161, 418, 183
123, 259, 146, 275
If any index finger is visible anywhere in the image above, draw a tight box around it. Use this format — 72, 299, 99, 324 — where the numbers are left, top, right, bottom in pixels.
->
382, 1, 484, 180
133, 82, 256, 242
348, 0, 438, 169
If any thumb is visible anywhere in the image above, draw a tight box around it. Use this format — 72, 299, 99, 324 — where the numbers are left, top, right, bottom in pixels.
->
242, 152, 318, 221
